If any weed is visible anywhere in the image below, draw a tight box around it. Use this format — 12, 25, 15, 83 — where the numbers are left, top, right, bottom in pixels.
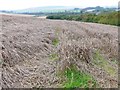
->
111, 58, 118, 64
61, 66, 97, 88
49, 53, 59, 61
52, 38, 59, 46
93, 50, 116, 76
55, 27, 61, 36
0, 59, 2, 65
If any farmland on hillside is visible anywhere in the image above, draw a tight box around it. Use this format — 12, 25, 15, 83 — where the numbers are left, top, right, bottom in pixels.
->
0, 14, 118, 88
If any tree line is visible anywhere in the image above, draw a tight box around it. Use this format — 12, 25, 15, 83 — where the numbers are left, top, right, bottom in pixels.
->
46, 11, 120, 26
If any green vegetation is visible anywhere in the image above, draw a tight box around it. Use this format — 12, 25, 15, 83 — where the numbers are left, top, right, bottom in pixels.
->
0, 59, 2, 64
57, 50, 116, 88
52, 38, 59, 46
111, 58, 118, 64
47, 11, 120, 26
93, 50, 116, 76
60, 66, 97, 88
49, 53, 59, 61
55, 27, 61, 36
96, 12, 119, 26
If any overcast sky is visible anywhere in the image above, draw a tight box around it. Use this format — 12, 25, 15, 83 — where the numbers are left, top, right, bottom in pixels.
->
0, 0, 119, 10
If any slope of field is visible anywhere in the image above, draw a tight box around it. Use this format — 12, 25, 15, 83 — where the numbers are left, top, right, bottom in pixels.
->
1, 14, 118, 88
0, 14, 2, 89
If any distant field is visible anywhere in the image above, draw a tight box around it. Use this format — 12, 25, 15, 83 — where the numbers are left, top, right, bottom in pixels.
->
1, 13, 34, 17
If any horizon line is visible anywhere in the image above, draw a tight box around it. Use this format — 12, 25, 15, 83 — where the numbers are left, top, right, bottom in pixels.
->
0, 5, 118, 11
